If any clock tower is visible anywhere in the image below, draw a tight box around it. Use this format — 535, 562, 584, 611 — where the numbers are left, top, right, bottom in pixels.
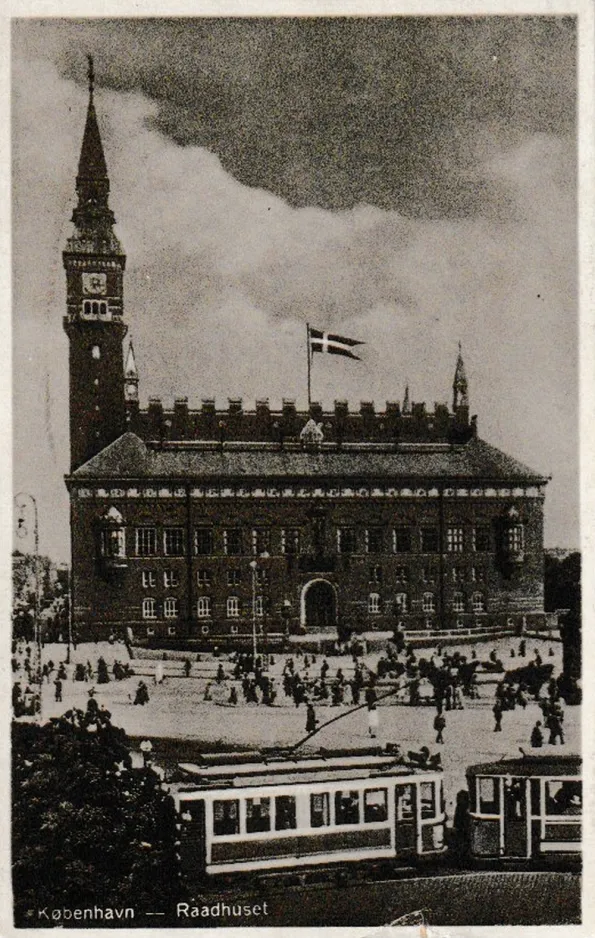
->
63, 56, 128, 471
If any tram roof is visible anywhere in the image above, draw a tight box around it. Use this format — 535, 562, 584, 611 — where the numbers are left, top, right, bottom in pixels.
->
466, 752, 581, 778
176, 750, 440, 788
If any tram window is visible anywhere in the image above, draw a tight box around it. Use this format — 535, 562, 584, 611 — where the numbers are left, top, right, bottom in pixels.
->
311, 792, 331, 828
420, 782, 435, 818
530, 778, 541, 816
396, 784, 414, 821
335, 790, 361, 825
275, 795, 297, 831
213, 799, 240, 836
478, 777, 499, 814
546, 780, 582, 816
364, 788, 388, 823
246, 797, 271, 833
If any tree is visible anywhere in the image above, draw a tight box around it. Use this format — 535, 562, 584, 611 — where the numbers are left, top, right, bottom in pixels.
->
12, 708, 180, 926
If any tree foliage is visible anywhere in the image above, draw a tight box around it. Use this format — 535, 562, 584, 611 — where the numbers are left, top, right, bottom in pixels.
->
12, 708, 180, 927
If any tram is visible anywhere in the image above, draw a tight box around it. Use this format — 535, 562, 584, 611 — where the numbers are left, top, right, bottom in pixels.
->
466, 752, 581, 866
173, 747, 446, 878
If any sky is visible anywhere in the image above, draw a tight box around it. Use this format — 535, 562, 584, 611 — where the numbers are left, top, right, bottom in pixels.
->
12, 16, 578, 562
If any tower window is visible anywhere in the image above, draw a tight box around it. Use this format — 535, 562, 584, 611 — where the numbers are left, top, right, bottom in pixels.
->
446, 527, 464, 552
142, 598, 157, 620
368, 593, 381, 614
164, 597, 180, 619
227, 596, 240, 618
91, 345, 101, 360
136, 527, 157, 556
194, 527, 213, 555
163, 527, 185, 556
393, 527, 412, 553
197, 596, 212, 618
421, 528, 439, 553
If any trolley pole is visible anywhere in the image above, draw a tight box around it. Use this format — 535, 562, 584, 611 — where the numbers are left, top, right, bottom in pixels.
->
15, 492, 42, 719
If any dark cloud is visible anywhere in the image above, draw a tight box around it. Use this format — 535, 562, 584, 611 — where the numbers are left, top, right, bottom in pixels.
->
17, 16, 576, 218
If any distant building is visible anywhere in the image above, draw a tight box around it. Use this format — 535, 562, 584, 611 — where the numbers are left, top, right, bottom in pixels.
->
63, 66, 549, 647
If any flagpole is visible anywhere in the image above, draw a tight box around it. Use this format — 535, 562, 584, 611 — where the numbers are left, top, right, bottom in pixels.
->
306, 322, 311, 409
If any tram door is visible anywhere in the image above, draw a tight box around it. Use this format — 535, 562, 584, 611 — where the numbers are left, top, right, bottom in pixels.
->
503, 777, 528, 857
179, 800, 207, 877
394, 783, 417, 853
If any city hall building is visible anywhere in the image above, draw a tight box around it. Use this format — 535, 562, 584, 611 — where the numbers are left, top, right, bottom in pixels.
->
63, 70, 549, 648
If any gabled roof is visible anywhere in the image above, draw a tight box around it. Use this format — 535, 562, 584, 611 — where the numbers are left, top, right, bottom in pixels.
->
68, 432, 547, 484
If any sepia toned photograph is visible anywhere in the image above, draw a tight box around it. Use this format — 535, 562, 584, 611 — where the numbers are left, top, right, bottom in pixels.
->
10, 12, 585, 930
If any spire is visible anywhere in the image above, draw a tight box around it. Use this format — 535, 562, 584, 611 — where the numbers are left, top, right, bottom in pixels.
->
453, 342, 468, 410
124, 341, 139, 402
70, 55, 117, 240
402, 384, 411, 415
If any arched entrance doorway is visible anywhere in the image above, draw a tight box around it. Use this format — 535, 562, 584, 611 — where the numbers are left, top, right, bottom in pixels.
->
301, 579, 337, 631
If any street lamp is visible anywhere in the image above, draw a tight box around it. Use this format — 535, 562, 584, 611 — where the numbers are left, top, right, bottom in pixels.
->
249, 552, 269, 665
139, 739, 153, 767
14, 492, 42, 718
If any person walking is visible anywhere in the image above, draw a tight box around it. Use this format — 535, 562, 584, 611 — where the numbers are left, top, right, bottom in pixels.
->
547, 712, 565, 745
368, 703, 379, 739
306, 702, 318, 735
54, 678, 63, 702
530, 720, 544, 748
228, 685, 238, 705
434, 710, 446, 744
184, 658, 192, 678
493, 700, 503, 732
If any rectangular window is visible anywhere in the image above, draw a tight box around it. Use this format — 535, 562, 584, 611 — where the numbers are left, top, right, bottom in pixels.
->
227, 596, 240, 618
474, 526, 491, 552
369, 565, 383, 585
167, 626, 176, 637
246, 797, 271, 833
471, 566, 485, 583
507, 525, 524, 553
363, 788, 388, 823
423, 563, 435, 583
197, 569, 211, 587
368, 593, 381, 614
227, 569, 242, 587
252, 528, 271, 556
281, 528, 300, 555
452, 566, 465, 583
164, 597, 179, 619
478, 777, 499, 815
310, 792, 331, 828
196, 596, 212, 618
224, 528, 243, 556
164, 527, 185, 556
255, 596, 264, 617
545, 781, 581, 816
213, 799, 240, 836
365, 527, 384, 553
337, 527, 357, 554
146, 627, 155, 637
142, 571, 156, 588
420, 781, 436, 818
334, 790, 361, 825
472, 592, 486, 613
446, 526, 464, 552
194, 527, 213, 556
164, 570, 179, 588
452, 592, 465, 613
395, 592, 408, 613
395, 565, 409, 583
422, 593, 436, 613
393, 527, 412, 553
275, 795, 297, 831
421, 528, 439, 552
256, 568, 270, 587
395, 784, 414, 821
100, 528, 125, 558
136, 527, 157, 556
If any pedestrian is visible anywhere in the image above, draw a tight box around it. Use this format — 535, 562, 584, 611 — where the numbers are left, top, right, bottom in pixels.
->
204, 682, 213, 701
547, 713, 565, 745
228, 685, 238, 705
216, 663, 225, 684
434, 711, 446, 744
368, 703, 379, 739
530, 720, 544, 748
306, 702, 318, 734
184, 658, 191, 677
493, 700, 503, 732
134, 680, 149, 706
54, 678, 63, 702
519, 639, 526, 657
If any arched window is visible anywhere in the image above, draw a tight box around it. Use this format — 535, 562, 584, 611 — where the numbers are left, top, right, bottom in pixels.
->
422, 592, 435, 613
395, 592, 408, 613
99, 506, 126, 559
472, 592, 486, 613
452, 592, 464, 613
227, 596, 240, 618
368, 593, 381, 614
164, 597, 179, 619
197, 596, 212, 618
142, 598, 157, 620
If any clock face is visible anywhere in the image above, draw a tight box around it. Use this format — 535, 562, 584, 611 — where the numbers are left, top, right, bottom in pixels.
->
82, 272, 107, 296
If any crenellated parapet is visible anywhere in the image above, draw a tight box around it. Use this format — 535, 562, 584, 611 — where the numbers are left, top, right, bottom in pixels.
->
125, 396, 476, 445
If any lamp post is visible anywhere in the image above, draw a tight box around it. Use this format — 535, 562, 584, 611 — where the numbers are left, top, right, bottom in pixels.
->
14, 492, 42, 718
249, 552, 269, 666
